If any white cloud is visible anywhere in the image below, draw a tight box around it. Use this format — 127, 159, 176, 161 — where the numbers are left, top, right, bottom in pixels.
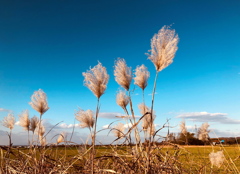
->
98, 112, 123, 119
177, 112, 240, 124
36, 120, 79, 129
58, 123, 79, 129
123, 123, 133, 128
0, 108, 12, 113
186, 125, 196, 130
102, 124, 110, 129
0, 129, 90, 146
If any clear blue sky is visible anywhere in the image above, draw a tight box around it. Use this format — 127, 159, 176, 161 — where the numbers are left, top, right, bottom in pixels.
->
1, 0, 240, 145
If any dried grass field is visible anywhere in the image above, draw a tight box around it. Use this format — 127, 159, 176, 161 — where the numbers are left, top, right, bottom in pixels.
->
1, 144, 239, 173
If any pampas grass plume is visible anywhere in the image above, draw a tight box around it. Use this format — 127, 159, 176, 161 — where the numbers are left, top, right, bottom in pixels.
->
112, 123, 125, 138
19, 110, 30, 131
82, 62, 109, 99
29, 89, 49, 115
134, 64, 150, 90
147, 25, 179, 72
198, 122, 210, 141
209, 151, 225, 168
36, 122, 45, 137
114, 58, 132, 90
57, 132, 65, 144
180, 120, 187, 136
1, 113, 15, 130
75, 109, 95, 129
138, 103, 155, 131
116, 90, 129, 110
40, 136, 47, 146
30, 116, 39, 133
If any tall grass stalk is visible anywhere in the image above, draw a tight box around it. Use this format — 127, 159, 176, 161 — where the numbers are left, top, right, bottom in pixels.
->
29, 89, 49, 146
91, 98, 100, 173
146, 71, 159, 172
82, 61, 109, 173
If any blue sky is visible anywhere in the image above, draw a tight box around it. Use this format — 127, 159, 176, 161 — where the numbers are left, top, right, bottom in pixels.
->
1, 0, 240, 145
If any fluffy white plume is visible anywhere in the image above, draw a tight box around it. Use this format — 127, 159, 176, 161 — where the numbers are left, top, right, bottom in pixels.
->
75, 109, 95, 129
1, 113, 15, 130
209, 151, 225, 168
57, 132, 65, 144
29, 89, 49, 115
36, 122, 45, 137
138, 103, 155, 131
198, 122, 210, 142
82, 62, 109, 99
30, 116, 39, 133
114, 58, 132, 90
19, 110, 30, 131
147, 25, 179, 72
112, 123, 125, 138
180, 120, 187, 136
116, 90, 129, 110
134, 64, 150, 90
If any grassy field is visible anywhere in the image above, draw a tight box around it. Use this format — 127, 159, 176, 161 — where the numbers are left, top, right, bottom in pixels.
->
1, 144, 239, 173
162, 145, 240, 173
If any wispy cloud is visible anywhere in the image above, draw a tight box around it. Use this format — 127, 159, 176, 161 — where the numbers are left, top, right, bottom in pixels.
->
98, 112, 124, 119
177, 112, 240, 124
102, 123, 133, 129
123, 123, 133, 128
148, 92, 158, 96
0, 108, 12, 113
209, 128, 240, 138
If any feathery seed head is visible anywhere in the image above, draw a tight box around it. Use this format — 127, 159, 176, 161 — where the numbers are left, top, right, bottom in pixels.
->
147, 25, 179, 72
112, 123, 125, 138
75, 109, 95, 129
30, 116, 39, 133
209, 151, 225, 168
40, 136, 47, 146
198, 122, 210, 141
114, 58, 132, 91
82, 62, 109, 99
29, 89, 49, 115
1, 113, 15, 130
57, 132, 65, 144
138, 103, 155, 131
148, 123, 156, 136
134, 64, 150, 90
180, 120, 187, 136
116, 90, 129, 110
36, 122, 45, 137
19, 110, 30, 131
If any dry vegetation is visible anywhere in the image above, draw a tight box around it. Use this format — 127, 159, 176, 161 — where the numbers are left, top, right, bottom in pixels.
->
1, 25, 239, 174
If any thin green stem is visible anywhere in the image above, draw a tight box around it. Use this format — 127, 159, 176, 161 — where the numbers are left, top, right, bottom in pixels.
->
147, 71, 159, 173
123, 107, 132, 145
91, 97, 100, 174
128, 90, 143, 156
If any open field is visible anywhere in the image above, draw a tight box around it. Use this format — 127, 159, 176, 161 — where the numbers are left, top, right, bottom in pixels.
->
1, 144, 240, 173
